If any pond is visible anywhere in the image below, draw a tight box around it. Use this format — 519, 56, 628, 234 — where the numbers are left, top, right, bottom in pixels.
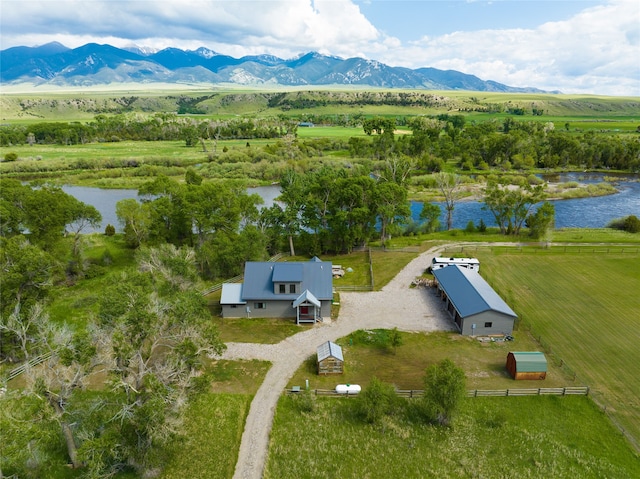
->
63, 173, 639, 233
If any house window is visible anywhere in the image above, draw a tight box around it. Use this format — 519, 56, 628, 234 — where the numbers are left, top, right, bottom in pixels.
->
254, 302, 266, 309
484, 322, 493, 328
289, 284, 296, 294
279, 284, 286, 294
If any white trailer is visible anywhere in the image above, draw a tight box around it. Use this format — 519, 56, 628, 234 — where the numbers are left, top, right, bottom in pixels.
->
430, 257, 480, 272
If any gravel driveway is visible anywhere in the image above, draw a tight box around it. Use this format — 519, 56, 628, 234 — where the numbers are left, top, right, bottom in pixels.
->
217, 245, 455, 479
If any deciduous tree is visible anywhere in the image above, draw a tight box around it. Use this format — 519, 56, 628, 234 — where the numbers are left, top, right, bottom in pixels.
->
434, 172, 463, 230
421, 358, 466, 426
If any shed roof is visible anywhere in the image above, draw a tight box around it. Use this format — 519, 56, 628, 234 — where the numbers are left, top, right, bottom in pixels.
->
220, 283, 245, 305
242, 260, 333, 301
317, 341, 343, 362
510, 352, 547, 372
433, 265, 517, 318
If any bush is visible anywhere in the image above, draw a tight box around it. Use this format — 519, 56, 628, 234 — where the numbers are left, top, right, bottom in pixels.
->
477, 218, 487, 233
421, 359, 466, 427
624, 215, 640, 233
355, 377, 401, 424
607, 215, 640, 233
465, 220, 476, 233
104, 224, 116, 236
3, 152, 18, 162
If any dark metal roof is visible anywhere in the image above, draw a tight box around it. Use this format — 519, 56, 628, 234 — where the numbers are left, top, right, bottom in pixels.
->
241, 260, 333, 301
433, 265, 517, 318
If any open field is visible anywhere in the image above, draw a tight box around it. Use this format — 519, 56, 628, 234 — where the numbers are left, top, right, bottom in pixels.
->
441, 246, 640, 447
2, 88, 639, 122
161, 394, 250, 479
266, 395, 640, 479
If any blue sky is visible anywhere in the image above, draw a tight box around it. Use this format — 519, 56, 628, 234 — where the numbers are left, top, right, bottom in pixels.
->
1, 0, 638, 95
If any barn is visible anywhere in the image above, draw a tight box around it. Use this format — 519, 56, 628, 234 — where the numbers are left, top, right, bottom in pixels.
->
432, 265, 517, 336
506, 351, 547, 380
317, 341, 344, 375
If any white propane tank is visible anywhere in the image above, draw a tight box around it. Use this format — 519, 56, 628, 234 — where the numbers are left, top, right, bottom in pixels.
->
335, 384, 361, 395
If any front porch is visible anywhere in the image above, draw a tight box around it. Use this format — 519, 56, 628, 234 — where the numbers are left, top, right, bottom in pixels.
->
293, 290, 322, 324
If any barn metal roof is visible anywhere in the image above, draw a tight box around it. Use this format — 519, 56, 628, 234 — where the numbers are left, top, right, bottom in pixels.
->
317, 341, 343, 362
510, 352, 547, 372
433, 265, 517, 318
220, 283, 245, 305
241, 260, 333, 300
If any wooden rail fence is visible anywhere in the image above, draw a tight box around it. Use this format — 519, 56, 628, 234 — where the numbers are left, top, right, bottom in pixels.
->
288, 386, 590, 398
6, 351, 54, 381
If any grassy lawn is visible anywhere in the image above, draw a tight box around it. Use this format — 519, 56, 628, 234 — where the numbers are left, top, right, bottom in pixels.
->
288, 330, 576, 392
161, 394, 250, 479
266, 395, 640, 479
211, 317, 313, 344
465, 247, 640, 447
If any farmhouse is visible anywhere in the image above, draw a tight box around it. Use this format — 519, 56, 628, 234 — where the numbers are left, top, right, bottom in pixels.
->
432, 265, 517, 336
316, 341, 344, 375
506, 351, 547, 380
220, 259, 333, 323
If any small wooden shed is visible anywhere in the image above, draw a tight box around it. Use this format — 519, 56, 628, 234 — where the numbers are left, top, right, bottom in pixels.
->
317, 341, 344, 375
506, 351, 547, 380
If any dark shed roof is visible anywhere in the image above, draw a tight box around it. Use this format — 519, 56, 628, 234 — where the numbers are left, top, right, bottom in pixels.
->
433, 265, 517, 318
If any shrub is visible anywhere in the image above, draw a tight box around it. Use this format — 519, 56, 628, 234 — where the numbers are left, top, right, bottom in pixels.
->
607, 215, 640, 233
477, 218, 487, 233
3, 152, 18, 162
624, 215, 640, 233
104, 224, 116, 236
355, 377, 401, 424
465, 220, 476, 233
421, 359, 466, 427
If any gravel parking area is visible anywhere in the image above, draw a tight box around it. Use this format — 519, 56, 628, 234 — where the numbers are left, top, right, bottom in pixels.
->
217, 245, 455, 479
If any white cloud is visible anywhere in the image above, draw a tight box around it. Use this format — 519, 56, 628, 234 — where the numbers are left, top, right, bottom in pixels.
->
0, 0, 638, 94
377, 0, 640, 94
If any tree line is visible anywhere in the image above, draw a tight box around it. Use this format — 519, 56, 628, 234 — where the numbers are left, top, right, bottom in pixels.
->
3, 113, 639, 172
0, 114, 298, 146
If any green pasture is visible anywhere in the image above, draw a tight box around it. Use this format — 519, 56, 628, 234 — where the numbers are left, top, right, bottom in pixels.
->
266, 395, 640, 479
161, 394, 249, 479
454, 247, 640, 447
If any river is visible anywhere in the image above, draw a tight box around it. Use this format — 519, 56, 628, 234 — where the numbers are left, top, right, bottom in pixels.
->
63, 173, 639, 233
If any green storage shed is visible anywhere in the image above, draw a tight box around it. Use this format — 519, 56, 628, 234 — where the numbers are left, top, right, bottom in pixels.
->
506, 351, 547, 380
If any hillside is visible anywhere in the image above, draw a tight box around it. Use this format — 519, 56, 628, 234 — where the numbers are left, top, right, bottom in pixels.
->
1, 89, 639, 123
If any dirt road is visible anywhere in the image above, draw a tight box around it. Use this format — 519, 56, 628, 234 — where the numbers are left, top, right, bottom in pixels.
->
218, 245, 455, 479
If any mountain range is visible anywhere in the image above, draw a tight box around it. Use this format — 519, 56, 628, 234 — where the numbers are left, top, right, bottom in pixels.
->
0, 42, 552, 93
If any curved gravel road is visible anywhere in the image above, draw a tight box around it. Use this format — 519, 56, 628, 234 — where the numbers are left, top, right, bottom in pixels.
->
217, 245, 455, 479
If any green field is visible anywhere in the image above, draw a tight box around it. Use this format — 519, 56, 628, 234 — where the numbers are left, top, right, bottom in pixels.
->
266, 395, 639, 479
454, 246, 640, 447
